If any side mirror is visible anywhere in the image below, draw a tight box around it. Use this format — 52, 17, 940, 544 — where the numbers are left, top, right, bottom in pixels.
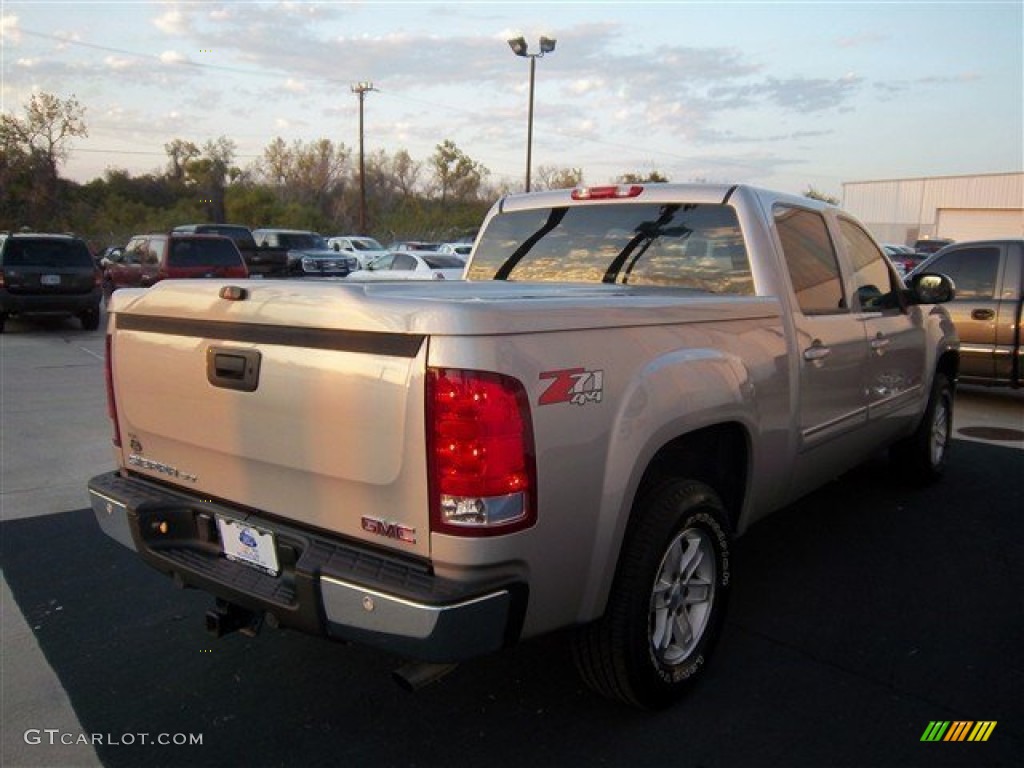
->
909, 272, 955, 304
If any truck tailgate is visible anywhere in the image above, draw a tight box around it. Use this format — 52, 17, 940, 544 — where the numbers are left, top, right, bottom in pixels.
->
108, 280, 432, 558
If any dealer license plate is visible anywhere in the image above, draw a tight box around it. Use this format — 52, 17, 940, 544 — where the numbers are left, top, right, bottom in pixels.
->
216, 517, 280, 576
41, 274, 61, 286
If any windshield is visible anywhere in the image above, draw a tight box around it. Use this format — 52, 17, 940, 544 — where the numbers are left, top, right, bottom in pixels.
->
280, 233, 328, 250
467, 203, 754, 295
350, 238, 383, 251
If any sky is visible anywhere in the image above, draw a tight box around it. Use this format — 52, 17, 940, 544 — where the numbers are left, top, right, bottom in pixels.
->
1, 0, 1022, 199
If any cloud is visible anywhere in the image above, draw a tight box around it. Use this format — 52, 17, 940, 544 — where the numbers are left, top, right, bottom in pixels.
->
159, 50, 191, 65
104, 55, 135, 71
1, 13, 21, 43
153, 4, 190, 36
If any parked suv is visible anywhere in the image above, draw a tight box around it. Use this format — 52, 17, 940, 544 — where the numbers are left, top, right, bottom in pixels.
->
101, 233, 249, 300
0, 232, 102, 333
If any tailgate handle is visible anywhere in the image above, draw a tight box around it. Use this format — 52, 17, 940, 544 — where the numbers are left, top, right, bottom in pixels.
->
207, 348, 261, 392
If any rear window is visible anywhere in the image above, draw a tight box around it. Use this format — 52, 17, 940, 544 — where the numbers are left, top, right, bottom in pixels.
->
2, 238, 95, 268
467, 203, 753, 295
167, 239, 243, 268
423, 255, 466, 269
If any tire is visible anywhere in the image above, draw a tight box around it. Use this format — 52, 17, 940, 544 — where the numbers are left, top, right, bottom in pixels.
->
573, 479, 732, 709
892, 372, 953, 483
0, 312, 6, 334
80, 307, 100, 331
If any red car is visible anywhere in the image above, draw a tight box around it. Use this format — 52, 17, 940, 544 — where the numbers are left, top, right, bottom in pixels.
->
101, 233, 248, 300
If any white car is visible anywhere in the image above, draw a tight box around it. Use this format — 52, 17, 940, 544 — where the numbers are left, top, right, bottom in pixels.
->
345, 251, 466, 281
326, 235, 389, 268
438, 242, 473, 260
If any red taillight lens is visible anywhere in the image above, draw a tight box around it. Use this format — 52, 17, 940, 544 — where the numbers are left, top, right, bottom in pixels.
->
426, 368, 536, 536
105, 334, 121, 447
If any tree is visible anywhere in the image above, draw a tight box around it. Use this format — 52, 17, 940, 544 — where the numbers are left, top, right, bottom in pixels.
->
164, 139, 200, 183
185, 136, 238, 222
0, 91, 88, 227
803, 185, 840, 205
429, 140, 489, 206
617, 170, 669, 184
535, 165, 584, 190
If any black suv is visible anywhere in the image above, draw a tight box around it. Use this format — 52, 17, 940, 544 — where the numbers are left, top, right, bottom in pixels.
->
0, 232, 102, 333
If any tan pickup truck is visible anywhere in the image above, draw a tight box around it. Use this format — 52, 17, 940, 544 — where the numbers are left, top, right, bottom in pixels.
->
88, 184, 959, 709
910, 238, 1023, 387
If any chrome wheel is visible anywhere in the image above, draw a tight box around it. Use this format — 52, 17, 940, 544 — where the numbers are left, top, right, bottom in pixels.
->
650, 527, 716, 666
930, 392, 950, 467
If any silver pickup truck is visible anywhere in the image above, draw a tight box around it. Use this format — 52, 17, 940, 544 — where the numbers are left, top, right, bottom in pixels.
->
88, 183, 958, 709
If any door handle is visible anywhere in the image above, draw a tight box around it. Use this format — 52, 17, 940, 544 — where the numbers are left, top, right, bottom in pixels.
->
207, 347, 261, 392
870, 334, 891, 355
803, 341, 831, 362
971, 309, 995, 321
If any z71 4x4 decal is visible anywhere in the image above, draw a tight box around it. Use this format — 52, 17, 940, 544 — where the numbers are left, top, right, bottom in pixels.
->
539, 367, 604, 406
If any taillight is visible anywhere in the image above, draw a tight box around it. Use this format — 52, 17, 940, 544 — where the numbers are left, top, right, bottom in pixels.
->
426, 368, 536, 537
571, 184, 643, 200
105, 334, 122, 447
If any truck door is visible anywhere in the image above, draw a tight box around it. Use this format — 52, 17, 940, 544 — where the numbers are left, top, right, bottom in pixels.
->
773, 205, 868, 458
837, 217, 926, 433
921, 244, 1004, 383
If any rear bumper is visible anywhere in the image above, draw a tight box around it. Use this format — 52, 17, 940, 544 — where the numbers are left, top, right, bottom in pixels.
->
88, 471, 521, 662
1, 288, 101, 314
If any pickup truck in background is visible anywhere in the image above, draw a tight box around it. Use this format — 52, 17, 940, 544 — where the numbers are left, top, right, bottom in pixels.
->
911, 238, 1023, 387
252, 228, 359, 277
173, 224, 289, 277
89, 184, 958, 709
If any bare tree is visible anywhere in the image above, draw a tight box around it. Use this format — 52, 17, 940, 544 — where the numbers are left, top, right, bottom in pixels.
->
535, 165, 584, 190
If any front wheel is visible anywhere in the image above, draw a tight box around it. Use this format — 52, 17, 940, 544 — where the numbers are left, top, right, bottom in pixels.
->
573, 479, 732, 709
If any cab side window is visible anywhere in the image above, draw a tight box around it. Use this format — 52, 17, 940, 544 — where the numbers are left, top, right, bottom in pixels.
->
838, 217, 897, 310
774, 205, 847, 314
926, 247, 1000, 300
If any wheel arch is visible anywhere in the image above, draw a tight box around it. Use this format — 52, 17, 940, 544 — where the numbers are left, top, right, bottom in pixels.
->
578, 421, 751, 623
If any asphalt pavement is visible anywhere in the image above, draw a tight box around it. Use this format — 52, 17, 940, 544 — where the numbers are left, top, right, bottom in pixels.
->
1, 312, 1022, 768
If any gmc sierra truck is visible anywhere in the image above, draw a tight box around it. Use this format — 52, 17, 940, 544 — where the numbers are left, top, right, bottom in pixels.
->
88, 184, 959, 709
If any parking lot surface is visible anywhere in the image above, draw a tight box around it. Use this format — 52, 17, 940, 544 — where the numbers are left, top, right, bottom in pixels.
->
2, 314, 1021, 768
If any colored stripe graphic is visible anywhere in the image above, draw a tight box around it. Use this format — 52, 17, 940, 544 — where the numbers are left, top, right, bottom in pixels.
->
968, 722, 997, 742
944, 721, 973, 741
920, 720, 997, 742
921, 721, 949, 741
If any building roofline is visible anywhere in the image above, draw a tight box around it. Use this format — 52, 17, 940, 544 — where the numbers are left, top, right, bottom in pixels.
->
842, 171, 1023, 187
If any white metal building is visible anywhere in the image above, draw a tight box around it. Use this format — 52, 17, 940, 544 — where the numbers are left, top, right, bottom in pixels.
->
841, 172, 1023, 246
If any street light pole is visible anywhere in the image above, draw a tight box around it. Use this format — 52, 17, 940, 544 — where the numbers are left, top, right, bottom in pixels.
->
351, 81, 377, 234
507, 36, 556, 193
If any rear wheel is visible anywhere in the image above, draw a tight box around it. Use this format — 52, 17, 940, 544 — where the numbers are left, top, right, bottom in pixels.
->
573, 479, 732, 709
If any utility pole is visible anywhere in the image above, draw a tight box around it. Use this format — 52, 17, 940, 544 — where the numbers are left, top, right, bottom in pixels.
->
351, 81, 377, 234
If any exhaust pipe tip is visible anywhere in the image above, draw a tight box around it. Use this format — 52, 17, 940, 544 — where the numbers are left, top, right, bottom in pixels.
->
392, 662, 459, 693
